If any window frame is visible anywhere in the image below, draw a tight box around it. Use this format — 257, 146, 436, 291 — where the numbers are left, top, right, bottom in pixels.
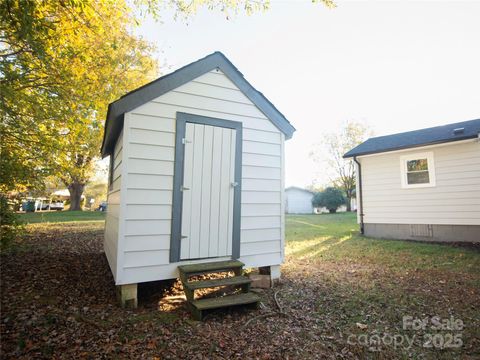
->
400, 151, 436, 188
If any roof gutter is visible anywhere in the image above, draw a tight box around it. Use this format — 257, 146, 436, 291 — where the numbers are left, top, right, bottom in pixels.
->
353, 156, 364, 235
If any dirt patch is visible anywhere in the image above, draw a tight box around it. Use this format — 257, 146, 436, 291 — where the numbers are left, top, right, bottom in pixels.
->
1, 222, 479, 359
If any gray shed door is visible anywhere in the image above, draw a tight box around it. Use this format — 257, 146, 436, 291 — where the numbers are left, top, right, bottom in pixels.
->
180, 123, 237, 260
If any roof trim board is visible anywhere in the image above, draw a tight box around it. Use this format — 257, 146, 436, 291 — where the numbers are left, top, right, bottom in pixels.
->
101, 52, 295, 157
344, 119, 480, 158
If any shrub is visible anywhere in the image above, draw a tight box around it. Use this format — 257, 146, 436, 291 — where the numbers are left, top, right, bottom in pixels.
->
0, 195, 25, 249
312, 187, 346, 213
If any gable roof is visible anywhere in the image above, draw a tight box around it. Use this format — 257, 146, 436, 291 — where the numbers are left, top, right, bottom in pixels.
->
101, 51, 296, 157
285, 186, 315, 195
344, 118, 480, 158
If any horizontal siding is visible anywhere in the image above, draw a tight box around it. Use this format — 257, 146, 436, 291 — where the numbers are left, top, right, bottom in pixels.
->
242, 204, 281, 217
125, 204, 172, 220
243, 129, 281, 144
243, 141, 281, 156
125, 189, 172, 205
124, 234, 170, 252
129, 143, 175, 161
105, 129, 123, 282
107, 204, 120, 218
126, 174, 173, 190
128, 158, 174, 176
107, 190, 121, 205
155, 91, 265, 119
239, 252, 282, 269
132, 102, 278, 133
125, 219, 171, 236
130, 128, 175, 146
193, 71, 238, 89
362, 184, 480, 195
243, 179, 281, 191
241, 240, 281, 256
361, 140, 480, 225
241, 216, 282, 230
118, 70, 283, 280
129, 113, 176, 132
243, 153, 281, 168
241, 228, 281, 242
124, 250, 170, 268
242, 191, 281, 204
243, 166, 281, 180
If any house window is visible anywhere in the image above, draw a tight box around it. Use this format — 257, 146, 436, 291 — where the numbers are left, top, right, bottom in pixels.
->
400, 152, 435, 188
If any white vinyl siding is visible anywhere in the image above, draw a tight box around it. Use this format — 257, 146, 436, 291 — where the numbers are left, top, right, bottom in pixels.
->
116, 69, 284, 284
359, 140, 480, 225
104, 129, 123, 281
285, 188, 314, 214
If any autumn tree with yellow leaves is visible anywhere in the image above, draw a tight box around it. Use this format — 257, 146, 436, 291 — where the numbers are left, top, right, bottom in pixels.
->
1, 0, 334, 210
1, 1, 158, 210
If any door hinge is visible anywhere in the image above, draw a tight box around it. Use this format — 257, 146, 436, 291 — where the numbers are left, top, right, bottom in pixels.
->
181, 185, 190, 191
181, 235, 188, 239
182, 138, 192, 145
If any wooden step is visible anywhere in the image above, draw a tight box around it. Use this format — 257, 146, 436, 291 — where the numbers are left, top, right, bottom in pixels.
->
184, 276, 251, 291
191, 292, 260, 317
178, 260, 244, 276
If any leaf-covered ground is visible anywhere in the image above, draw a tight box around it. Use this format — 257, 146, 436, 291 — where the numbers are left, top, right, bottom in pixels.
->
1, 215, 479, 359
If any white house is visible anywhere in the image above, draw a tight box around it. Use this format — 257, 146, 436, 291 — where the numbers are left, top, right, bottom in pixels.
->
344, 119, 480, 243
285, 187, 314, 214
101, 52, 295, 313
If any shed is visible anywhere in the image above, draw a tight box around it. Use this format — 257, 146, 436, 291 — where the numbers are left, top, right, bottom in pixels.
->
285, 186, 314, 214
344, 119, 480, 243
101, 52, 295, 310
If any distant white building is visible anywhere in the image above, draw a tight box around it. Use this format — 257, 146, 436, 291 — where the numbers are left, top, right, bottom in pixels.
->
285, 187, 314, 214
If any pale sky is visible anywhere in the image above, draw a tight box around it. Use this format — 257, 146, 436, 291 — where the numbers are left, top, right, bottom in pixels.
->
133, 0, 480, 188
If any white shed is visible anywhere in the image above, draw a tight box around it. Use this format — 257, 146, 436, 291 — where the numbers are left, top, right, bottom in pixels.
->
101, 52, 295, 312
285, 187, 314, 214
344, 119, 480, 243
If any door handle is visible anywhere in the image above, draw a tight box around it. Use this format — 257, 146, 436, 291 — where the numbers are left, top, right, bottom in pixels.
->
181, 235, 188, 239
181, 186, 190, 191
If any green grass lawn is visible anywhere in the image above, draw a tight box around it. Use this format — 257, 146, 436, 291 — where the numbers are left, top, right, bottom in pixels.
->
284, 213, 480, 357
286, 212, 479, 274
18, 210, 105, 224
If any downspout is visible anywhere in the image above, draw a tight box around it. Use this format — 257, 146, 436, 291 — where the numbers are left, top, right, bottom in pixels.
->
353, 156, 365, 235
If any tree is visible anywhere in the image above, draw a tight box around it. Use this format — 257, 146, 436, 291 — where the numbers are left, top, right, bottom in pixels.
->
312, 187, 345, 213
310, 121, 372, 211
2, 0, 336, 211
1, 1, 158, 209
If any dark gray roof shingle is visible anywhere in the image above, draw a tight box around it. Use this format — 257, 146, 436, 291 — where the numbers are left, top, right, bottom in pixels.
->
344, 119, 480, 158
101, 51, 295, 157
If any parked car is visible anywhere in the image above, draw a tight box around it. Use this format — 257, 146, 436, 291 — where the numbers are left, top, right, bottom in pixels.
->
49, 201, 64, 211
40, 202, 50, 210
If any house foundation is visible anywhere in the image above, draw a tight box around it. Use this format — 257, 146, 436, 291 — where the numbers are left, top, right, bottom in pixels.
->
364, 223, 480, 243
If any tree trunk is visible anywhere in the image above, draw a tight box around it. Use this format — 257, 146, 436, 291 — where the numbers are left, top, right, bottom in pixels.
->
346, 196, 352, 212
68, 182, 85, 211
329, 209, 337, 214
